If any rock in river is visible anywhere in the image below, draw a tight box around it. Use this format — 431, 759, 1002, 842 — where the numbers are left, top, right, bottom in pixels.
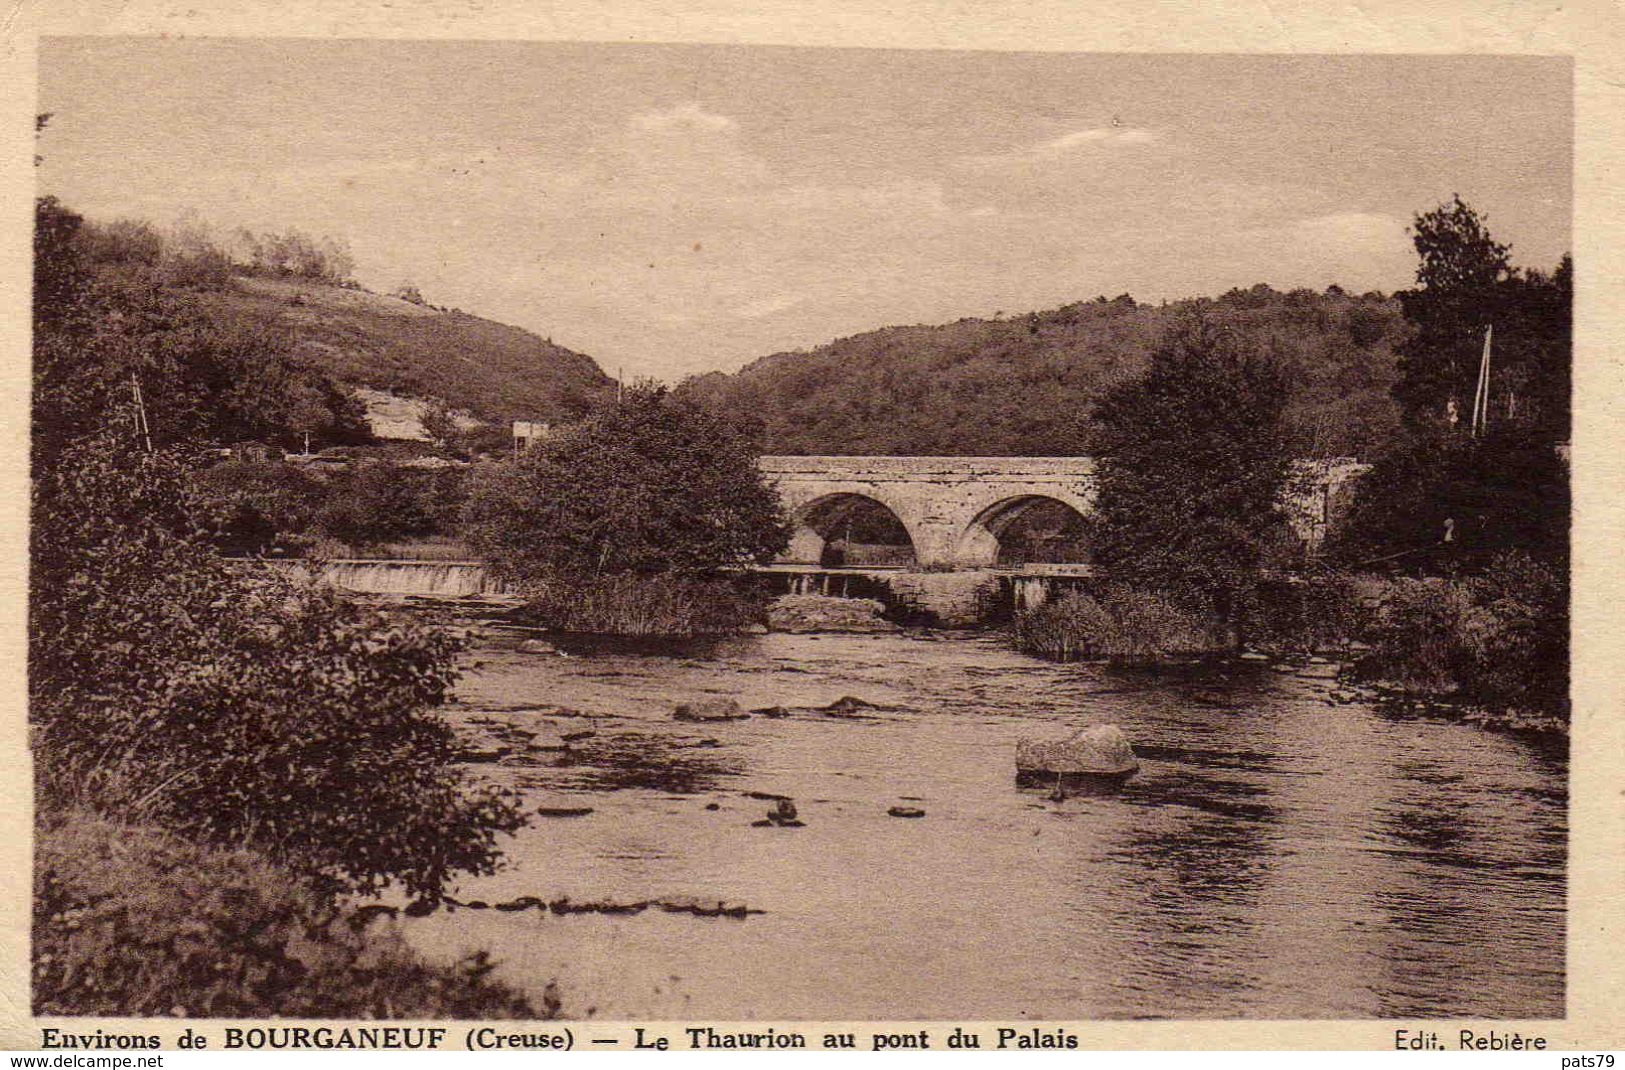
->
821, 695, 880, 717
1015, 724, 1139, 780
537, 805, 595, 818
754, 799, 805, 828
674, 698, 748, 722
349, 903, 399, 930
767, 594, 898, 634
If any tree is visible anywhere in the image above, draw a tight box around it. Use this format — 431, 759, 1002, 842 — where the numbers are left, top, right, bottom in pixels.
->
1086, 316, 1292, 631
1332, 426, 1569, 571
30, 436, 525, 899
1334, 197, 1570, 572
31, 197, 523, 900
1392, 195, 1512, 430
239, 226, 355, 284
30, 198, 372, 473
419, 399, 461, 449
464, 384, 789, 583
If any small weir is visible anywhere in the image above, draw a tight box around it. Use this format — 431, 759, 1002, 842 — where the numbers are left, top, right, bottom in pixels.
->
247, 558, 1090, 621
252, 559, 510, 598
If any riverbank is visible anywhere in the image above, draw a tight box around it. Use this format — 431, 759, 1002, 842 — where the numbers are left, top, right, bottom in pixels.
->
33, 811, 539, 1019
1005, 565, 1568, 739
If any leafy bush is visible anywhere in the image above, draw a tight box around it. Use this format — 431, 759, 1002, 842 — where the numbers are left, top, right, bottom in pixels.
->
515, 572, 768, 638
1357, 552, 1567, 719
31, 438, 525, 899
34, 814, 537, 1019
1361, 576, 1477, 694
76, 218, 165, 267
465, 383, 788, 584
316, 462, 466, 549
1241, 575, 1361, 655
1457, 552, 1568, 715
1012, 586, 1218, 663
1086, 317, 1291, 626
191, 458, 327, 555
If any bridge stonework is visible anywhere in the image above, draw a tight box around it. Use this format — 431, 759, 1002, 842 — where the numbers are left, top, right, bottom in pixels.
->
758, 456, 1098, 569
758, 455, 1366, 572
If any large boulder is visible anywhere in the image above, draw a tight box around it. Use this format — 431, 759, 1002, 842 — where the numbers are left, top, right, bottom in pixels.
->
674, 698, 748, 722
1016, 725, 1139, 777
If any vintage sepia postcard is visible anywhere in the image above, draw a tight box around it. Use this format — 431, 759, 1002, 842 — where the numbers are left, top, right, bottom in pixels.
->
3, 0, 1621, 1055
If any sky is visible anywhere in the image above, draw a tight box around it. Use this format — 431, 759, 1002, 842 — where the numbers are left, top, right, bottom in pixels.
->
38, 41, 1572, 382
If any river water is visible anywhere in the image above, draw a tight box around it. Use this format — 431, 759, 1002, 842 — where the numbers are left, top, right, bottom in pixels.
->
401, 628, 1565, 1021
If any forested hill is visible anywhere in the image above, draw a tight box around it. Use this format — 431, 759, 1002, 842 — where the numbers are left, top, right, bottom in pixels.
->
680, 286, 1410, 458
191, 277, 614, 425
68, 213, 615, 429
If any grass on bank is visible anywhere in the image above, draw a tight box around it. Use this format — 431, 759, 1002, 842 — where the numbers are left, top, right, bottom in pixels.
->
33, 812, 537, 1019
513, 572, 769, 638
1011, 586, 1222, 663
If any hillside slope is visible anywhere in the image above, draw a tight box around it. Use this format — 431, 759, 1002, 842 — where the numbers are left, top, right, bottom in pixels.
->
682, 286, 1408, 458
194, 276, 615, 425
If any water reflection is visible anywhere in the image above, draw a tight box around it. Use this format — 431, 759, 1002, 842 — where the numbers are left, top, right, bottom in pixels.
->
554, 731, 742, 794
406, 631, 1565, 1021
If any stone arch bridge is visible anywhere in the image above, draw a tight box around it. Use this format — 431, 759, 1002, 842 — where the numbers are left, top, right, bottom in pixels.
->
758, 455, 1362, 572
760, 455, 1097, 570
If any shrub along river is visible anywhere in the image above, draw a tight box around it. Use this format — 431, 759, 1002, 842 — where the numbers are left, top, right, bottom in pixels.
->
399, 623, 1565, 1021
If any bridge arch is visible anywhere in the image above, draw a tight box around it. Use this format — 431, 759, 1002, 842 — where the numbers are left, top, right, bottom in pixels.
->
783, 492, 919, 568
957, 494, 1092, 568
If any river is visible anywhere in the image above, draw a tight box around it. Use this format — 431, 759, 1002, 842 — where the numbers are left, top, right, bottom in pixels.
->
400, 627, 1566, 1022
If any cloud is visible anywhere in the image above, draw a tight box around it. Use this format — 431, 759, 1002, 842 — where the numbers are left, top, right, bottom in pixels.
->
732, 293, 806, 319
963, 125, 1159, 168
629, 101, 737, 134
1037, 126, 1157, 154
1289, 210, 1407, 247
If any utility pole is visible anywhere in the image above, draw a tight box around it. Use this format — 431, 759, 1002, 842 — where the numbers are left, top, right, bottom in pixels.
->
130, 373, 153, 455
1471, 324, 1493, 438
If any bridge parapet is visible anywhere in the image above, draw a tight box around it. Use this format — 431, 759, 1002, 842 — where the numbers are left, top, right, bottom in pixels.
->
757, 454, 1364, 571
759, 455, 1096, 481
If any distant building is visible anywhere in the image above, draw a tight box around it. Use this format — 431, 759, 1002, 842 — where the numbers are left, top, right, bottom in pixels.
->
1282, 457, 1371, 551
226, 440, 284, 463
512, 420, 551, 451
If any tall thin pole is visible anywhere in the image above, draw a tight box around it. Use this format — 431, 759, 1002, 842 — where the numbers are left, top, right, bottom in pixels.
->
130, 373, 153, 455
1471, 324, 1492, 438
